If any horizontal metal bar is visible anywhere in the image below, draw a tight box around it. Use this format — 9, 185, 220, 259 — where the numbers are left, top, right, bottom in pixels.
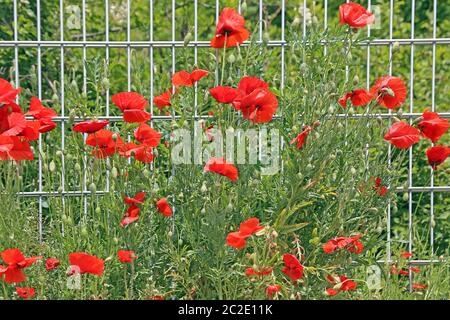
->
0, 38, 450, 48
9, 186, 450, 199
376, 259, 444, 265
23, 112, 450, 123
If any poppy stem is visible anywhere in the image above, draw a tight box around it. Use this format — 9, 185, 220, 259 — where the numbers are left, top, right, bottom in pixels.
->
220, 34, 228, 86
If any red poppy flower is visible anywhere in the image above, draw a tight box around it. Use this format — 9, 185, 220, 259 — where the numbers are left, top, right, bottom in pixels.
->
282, 254, 304, 282
112, 92, 151, 123
211, 8, 250, 48
323, 235, 363, 254
0, 135, 14, 153
370, 76, 407, 109
26, 97, 57, 120
134, 123, 161, 147
400, 252, 413, 259
232, 76, 270, 111
290, 126, 312, 150
0, 136, 34, 161
124, 192, 146, 205
117, 250, 137, 264
240, 88, 278, 123
226, 232, 247, 249
153, 90, 172, 109
0, 78, 21, 105
384, 122, 421, 149
0, 248, 42, 284
38, 118, 57, 133
149, 295, 165, 300
0, 111, 27, 137
172, 69, 209, 87
412, 283, 427, 290
373, 177, 388, 196
73, 120, 109, 133
339, 2, 375, 28
209, 86, 239, 104
265, 285, 281, 298
418, 110, 449, 143
338, 89, 372, 108
204, 157, 238, 182
326, 275, 357, 296
238, 217, 264, 236
120, 204, 140, 227
426, 146, 450, 170
16, 287, 35, 299
245, 266, 273, 277
68, 252, 104, 276
86, 129, 125, 158
121, 142, 155, 163
45, 258, 60, 271
156, 197, 172, 217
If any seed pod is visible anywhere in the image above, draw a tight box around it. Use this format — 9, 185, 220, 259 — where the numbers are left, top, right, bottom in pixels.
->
49, 160, 56, 172
95, 207, 101, 215
183, 32, 192, 47
101, 78, 110, 90
353, 75, 359, 86
241, 1, 247, 12
89, 182, 97, 194
111, 167, 118, 178
262, 32, 270, 45
227, 53, 236, 64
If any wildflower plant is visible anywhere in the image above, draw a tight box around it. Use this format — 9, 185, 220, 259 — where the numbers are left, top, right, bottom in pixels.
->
0, 2, 449, 300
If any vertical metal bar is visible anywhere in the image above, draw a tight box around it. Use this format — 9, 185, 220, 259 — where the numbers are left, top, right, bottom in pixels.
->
366, 0, 371, 90
259, 0, 263, 43
215, 0, 219, 85
281, 0, 285, 92
13, 0, 19, 104
194, 0, 198, 117
126, 0, 132, 165
324, 0, 328, 56
387, 0, 394, 265
60, 0, 67, 230
430, 0, 437, 256
105, 0, 110, 192
149, 0, 155, 172
171, 0, 176, 232
82, 0, 88, 220
408, 0, 416, 293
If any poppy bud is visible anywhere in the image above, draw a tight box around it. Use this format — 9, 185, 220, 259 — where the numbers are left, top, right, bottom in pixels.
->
350, 167, 357, 175
201, 182, 207, 193
353, 75, 359, 86
74, 163, 81, 172
62, 214, 69, 223
312, 227, 318, 237
49, 160, 56, 172
309, 237, 320, 245
111, 167, 118, 178
392, 116, 401, 123
328, 105, 335, 114
101, 78, 110, 90
113, 237, 119, 244
263, 32, 270, 45
183, 32, 192, 47
271, 230, 278, 238
314, 132, 320, 139
168, 231, 173, 237
112, 133, 118, 141
201, 207, 206, 214
89, 182, 97, 194
71, 79, 78, 91
227, 202, 233, 211
52, 93, 59, 103
299, 63, 308, 74
367, 207, 378, 213
348, 107, 355, 115
81, 227, 88, 237
402, 193, 409, 202
376, 116, 383, 125
329, 153, 336, 160
227, 53, 236, 64
95, 207, 101, 214
43, 163, 49, 172
57, 186, 63, 193
143, 169, 150, 178
392, 205, 398, 214
241, 1, 247, 12
306, 163, 313, 170
393, 41, 400, 52
292, 16, 301, 27
313, 120, 321, 127
56, 150, 63, 157
431, 218, 436, 228
68, 110, 76, 124
178, 239, 183, 245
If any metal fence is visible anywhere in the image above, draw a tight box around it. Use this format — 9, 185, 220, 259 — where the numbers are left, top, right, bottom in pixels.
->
0, 0, 449, 292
